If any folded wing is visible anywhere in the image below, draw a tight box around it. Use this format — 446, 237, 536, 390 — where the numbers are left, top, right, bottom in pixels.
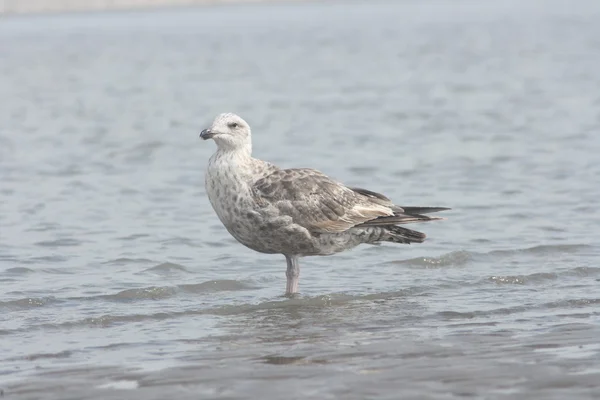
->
252, 169, 393, 233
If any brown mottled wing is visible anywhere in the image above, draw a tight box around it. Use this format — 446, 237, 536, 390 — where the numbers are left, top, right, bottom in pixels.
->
252, 168, 393, 233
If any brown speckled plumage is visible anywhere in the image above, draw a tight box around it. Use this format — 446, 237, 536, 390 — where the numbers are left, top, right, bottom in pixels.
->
199, 113, 450, 294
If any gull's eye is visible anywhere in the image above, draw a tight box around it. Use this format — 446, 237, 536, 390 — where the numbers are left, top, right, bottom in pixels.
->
228, 122, 239, 129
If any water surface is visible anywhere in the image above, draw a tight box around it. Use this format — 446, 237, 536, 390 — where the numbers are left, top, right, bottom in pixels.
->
1, 0, 600, 398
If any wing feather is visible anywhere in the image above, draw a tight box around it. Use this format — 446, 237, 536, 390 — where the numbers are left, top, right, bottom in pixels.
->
252, 168, 393, 233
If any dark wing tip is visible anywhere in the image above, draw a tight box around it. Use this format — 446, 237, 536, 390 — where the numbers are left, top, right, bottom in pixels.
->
401, 206, 451, 214
349, 187, 392, 202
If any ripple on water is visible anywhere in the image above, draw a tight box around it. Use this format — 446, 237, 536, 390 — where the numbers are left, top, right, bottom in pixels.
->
178, 280, 256, 293
488, 267, 600, 285
29, 255, 70, 263
0, 296, 61, 311
4, 267, 35, 275
34, 238, 84, 247
25, 223, 62, 232
489, 272, 559, 285
393, 250, 473, 268
204, 241, 230, 248
141, 262, 190, 274
437, 297, 600, 320
0, 278, 257, 315
392, 244, 593, 269
2, 2, 600, 396
103, 286, 177, 301
103, 258, 155, 266
3, 266, 75, 275
96, 279, 255, 302
41, 268, 77, 274
116, 233, 151, 241
3, 289, 419, 334
158, 237, 202, 248
489, 244, 591, 256
5, 350, 72, 362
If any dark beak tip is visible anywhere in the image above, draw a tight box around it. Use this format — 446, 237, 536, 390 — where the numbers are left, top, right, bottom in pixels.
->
199, 128, 212, 140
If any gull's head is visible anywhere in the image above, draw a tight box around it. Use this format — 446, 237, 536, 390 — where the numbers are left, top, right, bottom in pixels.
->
200, 113, 251, 152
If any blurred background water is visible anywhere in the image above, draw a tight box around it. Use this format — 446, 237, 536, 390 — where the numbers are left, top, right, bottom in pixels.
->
1, 0, 600, 398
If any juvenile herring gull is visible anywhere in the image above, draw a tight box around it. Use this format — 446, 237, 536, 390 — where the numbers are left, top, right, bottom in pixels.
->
199, 113, 449, 295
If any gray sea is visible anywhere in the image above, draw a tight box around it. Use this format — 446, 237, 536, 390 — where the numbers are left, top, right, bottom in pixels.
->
1, 0, 600, 398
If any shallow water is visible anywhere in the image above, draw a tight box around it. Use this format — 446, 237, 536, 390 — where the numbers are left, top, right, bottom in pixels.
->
1, 0, 600, 398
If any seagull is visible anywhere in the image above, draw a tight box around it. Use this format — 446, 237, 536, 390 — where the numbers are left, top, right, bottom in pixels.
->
199, 113, 449, 295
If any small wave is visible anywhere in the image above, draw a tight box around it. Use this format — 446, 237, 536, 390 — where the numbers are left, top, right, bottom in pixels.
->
142, 262, 190, 274
5, 350, 72, 362
158, 237, 201, 248
570, 266, 600, 277
96, 380, 139, 390
101, 287, 177, 301
524, 343, 562, 350
1, 279, 256, 312
117, 234, 151, 241
486, 266, 600, 286
29, 255, 69, 263
543, 298, 600, 309
447, 321, 498, 328
179, 280, 255, 293
539, 226, 567, 232
98, 280, 256, 301
437, 297, 600, 320
224, 289, 416, 312
4, 267, 35, 275
3, 289, 420, 333
258, 355, 308, 365
204, 241, 230, 248
0, 297, 60, 311
103, 258, 154, 266
489, 272, 558, 285
395, 244, 593, 269
3, 266, 75, 275
40, 268, 76, 275
258, 355, 329, 366
34, 238, 83, 247
437, 306, 529, 319
437, 311, 477, 320
489, 244, 591, 256
26, 223, 61, 232
394, 250, 473, 268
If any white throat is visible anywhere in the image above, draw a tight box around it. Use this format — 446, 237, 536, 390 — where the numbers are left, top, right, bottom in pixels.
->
213, 135, 252, 156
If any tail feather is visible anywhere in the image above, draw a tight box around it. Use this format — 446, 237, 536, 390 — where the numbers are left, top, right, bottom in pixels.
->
358, 205, 449, 245
358, 214, 444, 227
385, 225, 426, 244
357, 209, 446, 227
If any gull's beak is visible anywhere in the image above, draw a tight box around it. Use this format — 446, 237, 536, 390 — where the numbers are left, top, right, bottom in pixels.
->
199, 128, 215, 140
